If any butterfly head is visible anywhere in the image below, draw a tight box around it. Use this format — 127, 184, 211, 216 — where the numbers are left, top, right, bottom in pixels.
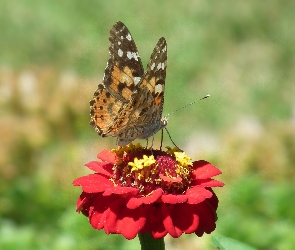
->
161, 116, 169, 128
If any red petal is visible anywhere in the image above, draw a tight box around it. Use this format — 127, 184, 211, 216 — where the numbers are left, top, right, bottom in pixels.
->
160, 174, 182, 183
161, 194, 187, 204
103, 196, 147, 239
162, 203, 201, 238
194, 200, 217, 236
76, 196, 85, 212
141, 204, 167, 238
192, 160, 222, 179
191, 178, 224, 187
76, 192, 97, 216
162, 204, 182, 238
170, 204, 200, 234
89, 195, 114, 230
186, 186, 213, 204
209, 191, 219, 211
97, 149, 116, 164
151, 230, 167, 239
115, 207, 147, 240
85, 161, 113, 177
127, 188, 163, 209
88, 193, 149, 239
73, 174, 113, 193
103, 186, 139, 196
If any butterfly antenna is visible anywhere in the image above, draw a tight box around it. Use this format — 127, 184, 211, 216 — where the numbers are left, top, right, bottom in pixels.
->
166, 94, 210, 117
162, 94, 210, 149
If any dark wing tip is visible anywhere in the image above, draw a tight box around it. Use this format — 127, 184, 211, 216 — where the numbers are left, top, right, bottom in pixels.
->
113, 21, 125, 29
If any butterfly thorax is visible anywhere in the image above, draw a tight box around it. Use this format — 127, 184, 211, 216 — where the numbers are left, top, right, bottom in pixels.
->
140, 116, 168, 139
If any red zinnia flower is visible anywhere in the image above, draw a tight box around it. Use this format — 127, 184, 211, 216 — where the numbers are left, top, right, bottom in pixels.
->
73, 144, 224, 240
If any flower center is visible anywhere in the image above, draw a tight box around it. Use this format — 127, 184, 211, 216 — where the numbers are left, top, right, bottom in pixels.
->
111, 144, 193, 195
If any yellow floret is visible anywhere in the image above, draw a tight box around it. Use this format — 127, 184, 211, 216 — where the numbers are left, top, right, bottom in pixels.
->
128, 155, 156, 172
174, 152, 193, 167
165, 146, 183, 155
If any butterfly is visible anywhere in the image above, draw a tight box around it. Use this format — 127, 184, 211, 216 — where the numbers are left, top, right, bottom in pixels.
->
90, 21, 168, 146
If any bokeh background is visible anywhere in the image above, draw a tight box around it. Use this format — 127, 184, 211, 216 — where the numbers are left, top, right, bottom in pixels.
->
1, 1, 294, 249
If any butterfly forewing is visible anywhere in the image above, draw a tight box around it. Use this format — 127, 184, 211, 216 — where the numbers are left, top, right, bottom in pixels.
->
139, 37, 167, 121
90, 22, 144, 135
111, 38, 167, 146
105, 21, 144, 100
90, 22, 168, 145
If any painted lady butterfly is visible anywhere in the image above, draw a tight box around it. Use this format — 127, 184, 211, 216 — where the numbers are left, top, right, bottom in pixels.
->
90, 21, 168, 146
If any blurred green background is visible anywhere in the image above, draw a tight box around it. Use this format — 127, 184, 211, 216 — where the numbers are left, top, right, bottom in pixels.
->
1, 0, 294, 249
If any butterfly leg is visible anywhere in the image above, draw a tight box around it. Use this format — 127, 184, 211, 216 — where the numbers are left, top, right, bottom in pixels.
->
149, 136, 155, 154
160, 129, 164, 151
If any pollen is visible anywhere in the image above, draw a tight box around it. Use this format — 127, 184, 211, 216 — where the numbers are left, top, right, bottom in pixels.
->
174, 151, 193, 167
128, 155, 156, 171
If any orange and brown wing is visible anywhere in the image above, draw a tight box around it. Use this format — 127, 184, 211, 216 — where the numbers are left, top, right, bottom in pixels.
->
112, 37, 167, 144
132, 37, 167, 124
90, 21, 144, 136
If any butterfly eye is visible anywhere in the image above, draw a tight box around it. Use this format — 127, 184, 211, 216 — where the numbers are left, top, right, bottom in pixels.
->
162, 118, 168, 126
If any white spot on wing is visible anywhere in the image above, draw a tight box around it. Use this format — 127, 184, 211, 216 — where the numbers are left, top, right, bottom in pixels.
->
157, 63, 165, 70
151, 62, 155, 70
118, 49, 123, 57
134, 77, 141, 85
127, 51, 139, 61
120, 36, 123, 39
155, 84, 163, 94
162, 46, 167, 52
126, 33, 132, 41
118, 41, 121, 45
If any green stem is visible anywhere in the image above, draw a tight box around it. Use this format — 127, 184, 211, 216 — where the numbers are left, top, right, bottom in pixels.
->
138, 233, 165, 250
